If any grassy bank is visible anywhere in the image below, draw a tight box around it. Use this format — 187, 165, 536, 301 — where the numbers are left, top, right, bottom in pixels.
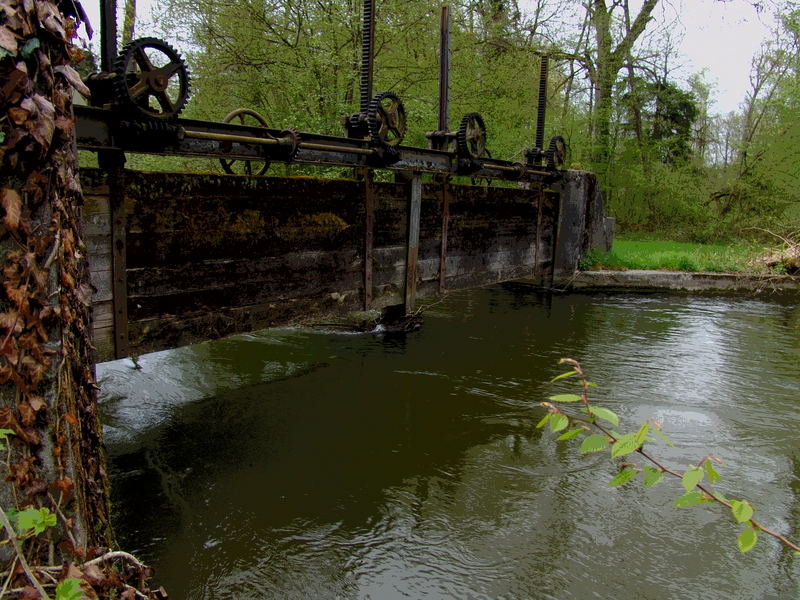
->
580, 239, 768, 273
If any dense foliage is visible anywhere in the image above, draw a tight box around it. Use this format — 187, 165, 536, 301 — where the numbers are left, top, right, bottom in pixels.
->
123, 0, 800, 241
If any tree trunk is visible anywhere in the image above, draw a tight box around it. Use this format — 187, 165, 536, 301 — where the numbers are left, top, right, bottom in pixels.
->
0, 0, 113, 569
122, 0, 137, 45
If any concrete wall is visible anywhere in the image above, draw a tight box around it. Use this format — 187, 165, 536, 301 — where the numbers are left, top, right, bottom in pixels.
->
82, 169, 586, 362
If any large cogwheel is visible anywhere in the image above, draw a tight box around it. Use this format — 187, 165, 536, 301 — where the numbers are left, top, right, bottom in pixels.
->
113, 37, 191, 120
456, 112, 487, 159
367, 91, 407, 147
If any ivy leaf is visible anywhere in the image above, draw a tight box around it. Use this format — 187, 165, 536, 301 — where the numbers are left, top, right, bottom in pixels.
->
550, 370, 577, 383
549, 413, 569, 433
610, 433, 640, 458
738, 528, 758, 553
55, 578, 85, 600
0, 428, 14, 450
580, 433, 610, 454
704, 459, 722, 484
556, 427, 584, 442
20, 38, 40, 59
643, 465, 664, 488
588, 406, 619, 427
535, 414, 550, 429
548, 394, 582, 403
15, 507, 56, 535
674, 491, 710, 508
730, 500, 754, 524
682, 466, 704, 492
609, 467, 638, 487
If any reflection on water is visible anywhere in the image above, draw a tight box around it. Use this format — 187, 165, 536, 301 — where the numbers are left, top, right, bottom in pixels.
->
99, 285, 800, 600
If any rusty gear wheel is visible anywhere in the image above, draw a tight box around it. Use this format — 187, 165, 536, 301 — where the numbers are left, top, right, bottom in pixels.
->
113, 37, 190, 120
456, 113, 487, 159
367, 91, 407, 147
219, 108, 272, 176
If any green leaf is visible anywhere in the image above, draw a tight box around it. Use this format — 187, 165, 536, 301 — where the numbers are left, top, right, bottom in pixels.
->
549, 413, 569, 433
737, 527, 758, 553
535, 414, 550, 429
588, 406, 619, 427
580, 433, 610, 454
681, 466, 704, 492
609, 467, 638, 487
730, 500, 754, 524
20, 38, 40, 59
704, 460, 722, 484
15, 507, 56, 535
548, 394, 582, 403
674, 491, 710, 508
643, 465, 664, 488
0, 48, 11, 60
610, 433, 640, 458
0, 428, 14, 450
586, 382, 598, 388
550, 370, 577, 382
634, 421, 650, 445
55, 578, 85, 600
712, 491, 729, 503
0, 132, 5, 144
556, 427, 584, 441
651, 427, 674, 448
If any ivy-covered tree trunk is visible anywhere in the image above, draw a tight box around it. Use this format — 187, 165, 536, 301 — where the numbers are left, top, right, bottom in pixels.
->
0, 0, 113, 572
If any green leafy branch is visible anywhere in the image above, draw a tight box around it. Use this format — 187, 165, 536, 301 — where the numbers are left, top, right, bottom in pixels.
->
539, 358, 800, 555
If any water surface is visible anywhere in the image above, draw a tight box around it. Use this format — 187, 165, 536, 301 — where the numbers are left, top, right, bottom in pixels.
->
99, 285, 800, 599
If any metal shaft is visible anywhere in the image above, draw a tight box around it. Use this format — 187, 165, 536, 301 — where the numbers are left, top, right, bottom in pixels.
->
535, 54, 549, 152
359, 0, 376, 114
438, 5, 451, 133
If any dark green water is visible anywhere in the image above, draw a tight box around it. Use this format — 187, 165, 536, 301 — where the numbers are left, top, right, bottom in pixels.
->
98, 285, 800, 600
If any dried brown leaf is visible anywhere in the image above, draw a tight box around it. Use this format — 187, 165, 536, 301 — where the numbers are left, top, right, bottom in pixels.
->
8, 105, 30, 125
54, 64, 91, 99
0, 26, 18, 55
28, 94, 54, 150
1, 187, 21, 231
53, 476, 74, 495
27, 395, 44, 412
36, 2, 64, 37
17, 400, 35, 426
19, 585, 40, 600
63, 412, 79, 426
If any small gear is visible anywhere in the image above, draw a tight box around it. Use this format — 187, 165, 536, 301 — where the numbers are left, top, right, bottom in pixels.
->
456, 113, 487, 159
113, 37, 190, 120
367, 91, 407, 147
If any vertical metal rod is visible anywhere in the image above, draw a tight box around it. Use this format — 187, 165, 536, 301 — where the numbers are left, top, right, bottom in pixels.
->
535, 54, 549, 153
363, 169, 374, 310
359, 0, 376, 114
438, 178, 450, 294
438, 5, 451, 134
100, 0, 118, 72
404, 173, 422, 314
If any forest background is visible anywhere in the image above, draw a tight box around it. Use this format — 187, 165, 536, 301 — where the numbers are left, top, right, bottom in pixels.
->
83, 0, 800, 244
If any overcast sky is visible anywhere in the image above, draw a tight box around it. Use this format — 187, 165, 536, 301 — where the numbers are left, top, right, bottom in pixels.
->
80, 0, 774, 116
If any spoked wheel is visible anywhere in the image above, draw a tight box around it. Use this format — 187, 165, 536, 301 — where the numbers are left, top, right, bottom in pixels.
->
457, 112, 487, 159
113, 37, 190, 119
367, 91, 407, 147
219, 108, 272, 176
545, 135, 567, 169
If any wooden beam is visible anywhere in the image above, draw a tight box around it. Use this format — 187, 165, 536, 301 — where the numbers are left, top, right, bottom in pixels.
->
404, 173, 422, 313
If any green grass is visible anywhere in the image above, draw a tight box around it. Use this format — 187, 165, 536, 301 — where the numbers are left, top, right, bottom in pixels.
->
580, 239, 765, 273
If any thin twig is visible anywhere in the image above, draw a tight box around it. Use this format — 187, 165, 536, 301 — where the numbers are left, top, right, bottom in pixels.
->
82, 550, 147, 571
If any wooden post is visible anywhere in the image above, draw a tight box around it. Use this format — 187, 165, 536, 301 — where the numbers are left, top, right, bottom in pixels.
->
108, 160, 130, 359
438, 177, 450, 294
404, 173, 422, 313
363, 169, 374, 310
